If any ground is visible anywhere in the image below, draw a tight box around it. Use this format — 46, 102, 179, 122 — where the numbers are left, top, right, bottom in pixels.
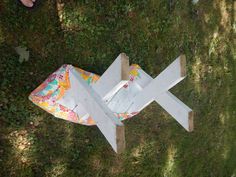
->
0, 0, 235, 177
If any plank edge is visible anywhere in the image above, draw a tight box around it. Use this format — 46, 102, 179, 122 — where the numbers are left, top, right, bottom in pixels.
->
180, 54, 186, 77
120, 53, 130, 80
188, 111, 194, 132
116, 125, 126, 154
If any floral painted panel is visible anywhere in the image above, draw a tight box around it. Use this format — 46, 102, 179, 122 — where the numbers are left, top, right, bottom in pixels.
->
29, 64, 142, 125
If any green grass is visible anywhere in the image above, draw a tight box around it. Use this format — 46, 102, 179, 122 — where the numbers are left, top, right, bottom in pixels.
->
0, 0, 235, 176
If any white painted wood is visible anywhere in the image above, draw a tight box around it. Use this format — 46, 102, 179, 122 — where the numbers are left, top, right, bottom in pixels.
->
93, 53, 129, 102
58, 53, 130, 126
107, 82, 143, 113
127, 55, 187, 113
133, 68, 153, 88
105, 55, 193, 131
73, 103, 90, 122
106, 56, 193, 132
155, 91, 193, 131
68, 67, 125, 153
126, 59, 193, 131
56, 54, 193, 153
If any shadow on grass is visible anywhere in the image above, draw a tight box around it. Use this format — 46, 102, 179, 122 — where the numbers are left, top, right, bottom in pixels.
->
0, 0, 235, 176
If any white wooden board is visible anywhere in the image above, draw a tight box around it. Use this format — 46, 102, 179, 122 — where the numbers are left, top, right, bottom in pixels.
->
57, 54, 193, 153
155, 91, 193, 131
57, 54, 130, 153
93, 53, 129, 102
69, 68, 125, 153
108, 55, 193, 132
127, 55, 187, 112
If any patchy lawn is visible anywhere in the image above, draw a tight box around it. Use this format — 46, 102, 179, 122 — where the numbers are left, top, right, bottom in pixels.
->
0, 0, 235, 176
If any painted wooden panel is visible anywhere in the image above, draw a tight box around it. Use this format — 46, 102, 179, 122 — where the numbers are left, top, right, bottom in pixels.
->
107, 55, 193, 132
107, 82, 143, 113
93, 53, 129, 102
134, 57, 193, 132
69, 68, 125, 153
31, 53, 193, 153
155, 91, 193, 131
127, 55, 187, 113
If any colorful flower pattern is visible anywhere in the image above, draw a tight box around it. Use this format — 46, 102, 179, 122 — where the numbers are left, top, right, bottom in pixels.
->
29, 64, 141, 125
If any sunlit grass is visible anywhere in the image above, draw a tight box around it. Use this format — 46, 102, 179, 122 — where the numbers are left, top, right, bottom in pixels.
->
0, 0, 235, 176
131, 141, 145, 163
192, 56, 202, 83
218, 0, 231, 30
163, 145, 178, 177
219, 112, 230, 126
191, 55, 204, 94
8, 130, 34, 164
45, 160, 67, 177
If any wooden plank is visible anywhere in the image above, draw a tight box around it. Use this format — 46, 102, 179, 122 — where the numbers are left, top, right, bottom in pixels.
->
125, 57, 193, 131
155, 91, 194, 132
69, 67, 125, 153
127, 55, 187, 113
59, 53, 129, 125
107, 82, 143, 113
93, 53, 129, 102
57, 54, 191, 152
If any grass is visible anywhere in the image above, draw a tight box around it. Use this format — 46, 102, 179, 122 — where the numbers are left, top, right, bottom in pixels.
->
0, 0, 235, 176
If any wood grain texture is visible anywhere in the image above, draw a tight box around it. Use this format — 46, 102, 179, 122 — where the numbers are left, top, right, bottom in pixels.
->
180, 54, 186, 77
116, 125, 126, 154
120, 53, 130, 80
